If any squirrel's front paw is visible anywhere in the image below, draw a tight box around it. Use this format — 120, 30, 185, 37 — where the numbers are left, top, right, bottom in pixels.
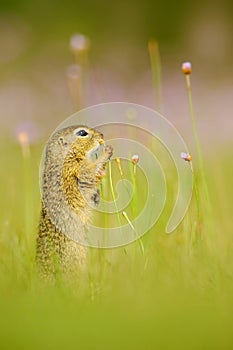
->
104, 145, 113, 159
95, 145, 113, 179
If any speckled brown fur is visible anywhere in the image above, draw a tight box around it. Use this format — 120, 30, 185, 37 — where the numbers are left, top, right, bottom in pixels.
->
36, 125, 112, 279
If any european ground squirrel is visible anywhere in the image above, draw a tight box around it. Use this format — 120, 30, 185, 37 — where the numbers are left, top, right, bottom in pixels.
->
36, 125, 113, 277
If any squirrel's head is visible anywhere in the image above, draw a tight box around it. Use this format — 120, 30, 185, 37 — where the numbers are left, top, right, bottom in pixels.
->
49, 125, 105, 161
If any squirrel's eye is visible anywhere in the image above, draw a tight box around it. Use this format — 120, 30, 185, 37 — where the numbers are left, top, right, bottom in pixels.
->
76, 129, 88, 137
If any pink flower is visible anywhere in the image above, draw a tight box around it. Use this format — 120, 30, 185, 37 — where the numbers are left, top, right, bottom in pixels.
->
181, 152, 192, 162
181, 62, 192, 75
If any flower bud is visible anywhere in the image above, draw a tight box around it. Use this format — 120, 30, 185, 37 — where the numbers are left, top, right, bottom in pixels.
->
70, 33, 90, 53
181, 152, 192, 162
131, 154, 139, 164
181, 62, 192, 75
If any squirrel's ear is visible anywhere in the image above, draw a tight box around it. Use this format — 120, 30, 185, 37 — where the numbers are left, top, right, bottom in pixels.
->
58, 137, 68, 147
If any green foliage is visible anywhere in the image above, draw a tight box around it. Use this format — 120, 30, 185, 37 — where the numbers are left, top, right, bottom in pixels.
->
1, 136, 233, 349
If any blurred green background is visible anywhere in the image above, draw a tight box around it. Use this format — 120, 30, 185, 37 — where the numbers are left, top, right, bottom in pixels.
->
1, 1, 233, 349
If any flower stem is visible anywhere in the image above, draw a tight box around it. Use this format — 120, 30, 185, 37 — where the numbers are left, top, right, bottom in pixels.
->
185, 74, 210, 206
148, 39, 162, 112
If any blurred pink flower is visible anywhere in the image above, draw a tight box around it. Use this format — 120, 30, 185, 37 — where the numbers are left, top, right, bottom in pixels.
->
181, 62, 192, 75
181, 152, 192, 162
70, 33, 90, 53
15, 120, 41, 144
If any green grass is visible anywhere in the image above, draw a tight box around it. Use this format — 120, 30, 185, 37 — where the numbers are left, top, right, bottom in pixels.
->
1, 132, 233, 349
0, 41, 231, 348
